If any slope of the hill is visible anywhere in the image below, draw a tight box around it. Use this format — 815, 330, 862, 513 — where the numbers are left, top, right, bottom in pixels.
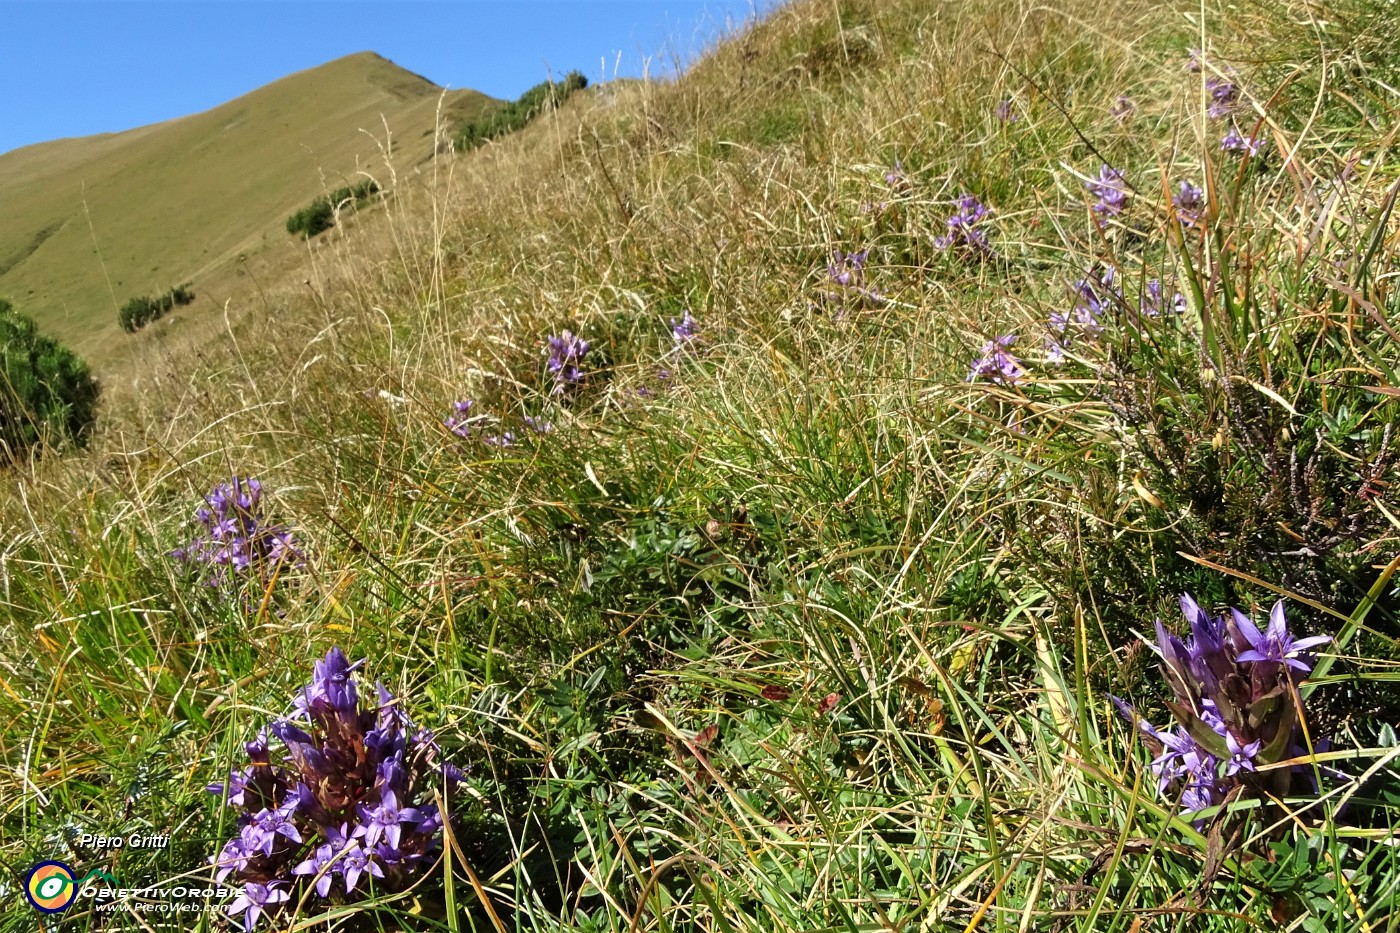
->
0, 51, 496, 365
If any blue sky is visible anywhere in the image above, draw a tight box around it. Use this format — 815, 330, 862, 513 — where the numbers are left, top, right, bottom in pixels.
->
0, 1, 781, 156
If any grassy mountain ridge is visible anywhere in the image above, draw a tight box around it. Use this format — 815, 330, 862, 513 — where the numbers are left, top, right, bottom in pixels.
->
0, 51, 497, 366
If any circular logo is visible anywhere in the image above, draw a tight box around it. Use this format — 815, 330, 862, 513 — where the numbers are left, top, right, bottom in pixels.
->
24, 861, 78, 913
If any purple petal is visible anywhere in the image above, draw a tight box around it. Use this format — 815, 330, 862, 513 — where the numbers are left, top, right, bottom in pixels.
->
1230, 607, 1265, 651
1267, 600, 1288, 643
1179, 594, 1207, 629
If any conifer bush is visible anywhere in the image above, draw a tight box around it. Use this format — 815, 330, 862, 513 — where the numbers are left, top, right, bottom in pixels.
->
0, 298, 100, 461
455, 71, 587, 151
118, 282, 196, 333
285, 181, 381, 239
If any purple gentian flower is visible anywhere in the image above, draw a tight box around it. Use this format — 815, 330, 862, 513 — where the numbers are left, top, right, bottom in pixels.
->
357, 789, 423, 850
1151, 727, 1212, 793
444, 399, 475, 437
208, 648, 463, 905
483, 431, 515, 448
1087, 164, 1128, 215
415, 802, 445, 835
1049, 266, 1118, 359
1180, 772, 1224, 813
1224, 732, 1261, 776
1206, 77, 1239, 118
228, 881, 289, 932
249, 806, 302, 854
546, 331, 590, 395
934, 193, 994, 255
292, 843, 344, 898
270, 718, 314, 747
968, 335, 1026, 385
1173, 181, 1204, 227
1221, 126, 1264, 156
1232, 601, 1331, 672
339, 843, 384, 893
1141, 280, 1186, 317
671, 311, 698, 345
172, 476, 304, 586
207, 767, 252, 807
212, 838, 252, 884
994, 99, 1017, 123
293, 646, 361, 718
828, 249, 868, 287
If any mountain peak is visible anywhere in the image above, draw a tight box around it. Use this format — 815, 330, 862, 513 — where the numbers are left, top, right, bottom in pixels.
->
0, 54, 497, 364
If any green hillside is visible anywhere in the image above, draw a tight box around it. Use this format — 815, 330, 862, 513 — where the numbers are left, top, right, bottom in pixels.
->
3, 0, 1400, 931
0, 51, 496, 365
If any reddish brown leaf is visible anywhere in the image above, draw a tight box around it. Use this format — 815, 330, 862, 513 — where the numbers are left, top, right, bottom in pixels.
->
761, 685, 792, 702
815, 692, 841, 716
694, 725, 719, 747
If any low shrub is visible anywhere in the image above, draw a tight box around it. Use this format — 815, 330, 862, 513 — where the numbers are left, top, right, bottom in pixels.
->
455, 71, 587, 151
0, 297, 100, 461
118, 282, 195, 333
285, 180, 380, 239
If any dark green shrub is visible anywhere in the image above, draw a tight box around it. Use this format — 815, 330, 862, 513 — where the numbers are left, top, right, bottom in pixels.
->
286, 198, 334, 239
0, 298, 100, 461
456, 71, 588, 151
118, 283, 195, 333
285, 181, 380, 239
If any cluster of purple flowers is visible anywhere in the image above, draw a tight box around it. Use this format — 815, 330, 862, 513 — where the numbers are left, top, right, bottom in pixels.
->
994, 99, 1017, 123
209, 648, 465, 930
1206, 76, 1239, 119
522, 414, 554, 435
671, 311, 698, 346
1087, 164, 1128, 216
885, 159, 908, 189
934, 193, 994, 256
444, 399, 553, 448
828, 249, 868, 288
546, 330, 590, 395
482, 430, 515, 448
1221, 126, 1265, 157
824, 249, 884, 307
1173, 181, 1205, 228
1044, 268, 1188, 361
1142, 279, 1188, 317
1192, 53, 1263, 157
967, 335, 1026, 385
171, 477, 304, 587
1114, 596, 1331, 818
443, 399, 475, 438
1046, 268, 1117, 362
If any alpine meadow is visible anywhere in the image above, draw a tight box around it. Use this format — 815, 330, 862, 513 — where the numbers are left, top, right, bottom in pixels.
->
4, 0, 1400, 931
